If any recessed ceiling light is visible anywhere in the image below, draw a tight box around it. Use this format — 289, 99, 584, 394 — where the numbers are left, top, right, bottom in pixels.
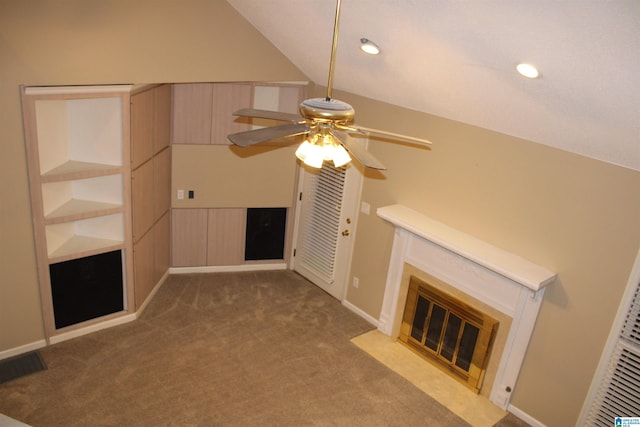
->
360, 38, 380, 55
516, 63, 540, 79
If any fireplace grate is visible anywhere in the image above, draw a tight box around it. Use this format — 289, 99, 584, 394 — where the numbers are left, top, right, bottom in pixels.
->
399, 275, 499, 393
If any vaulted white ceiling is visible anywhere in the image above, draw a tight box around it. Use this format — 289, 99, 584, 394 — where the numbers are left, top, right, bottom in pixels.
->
227, 0, 640, 171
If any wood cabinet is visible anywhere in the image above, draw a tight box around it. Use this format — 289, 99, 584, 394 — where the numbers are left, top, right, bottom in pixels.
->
170, 208, 246, 267
171, 208, 208, 267
169, 82, 306, 269
130, 84, 171, 308
171, 82, 253, 145
21, 85, 135, 340
207, 208, 246, 265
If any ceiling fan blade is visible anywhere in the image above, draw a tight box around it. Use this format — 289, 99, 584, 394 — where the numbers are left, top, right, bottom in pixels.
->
334, 132, 387, 170
233, 108, 303, 123
228, 123, 309, 147
338, 124, 432, 147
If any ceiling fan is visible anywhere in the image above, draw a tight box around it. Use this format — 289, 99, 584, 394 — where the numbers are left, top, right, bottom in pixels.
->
227, 0, 431, 170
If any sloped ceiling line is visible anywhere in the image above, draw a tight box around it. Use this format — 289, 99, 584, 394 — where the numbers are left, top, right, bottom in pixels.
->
227, 0, 640, 171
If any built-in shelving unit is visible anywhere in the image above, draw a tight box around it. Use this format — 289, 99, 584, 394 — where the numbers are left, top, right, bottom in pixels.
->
22, 85, 135, 341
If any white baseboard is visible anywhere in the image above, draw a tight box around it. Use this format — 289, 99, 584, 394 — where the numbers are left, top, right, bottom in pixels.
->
48, 313, 137, 345
0, 413, 31, 426
508, 404, 547, 427
169, 263, 287, 274
342, 299, 380, 328
0, 339, 47, 361
135, 272, 169, 316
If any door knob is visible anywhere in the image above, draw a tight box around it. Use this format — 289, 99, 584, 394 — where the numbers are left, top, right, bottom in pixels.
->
341, 229, 350, 236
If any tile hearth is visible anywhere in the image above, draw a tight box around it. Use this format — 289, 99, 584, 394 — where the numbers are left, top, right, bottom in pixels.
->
352, 330, 507, 427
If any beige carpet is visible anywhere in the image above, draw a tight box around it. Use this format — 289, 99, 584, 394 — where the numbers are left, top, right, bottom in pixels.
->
0, 270, 527, 426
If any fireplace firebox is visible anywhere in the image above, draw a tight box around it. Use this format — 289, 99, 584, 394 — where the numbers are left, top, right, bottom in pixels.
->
399, 275, 498, 393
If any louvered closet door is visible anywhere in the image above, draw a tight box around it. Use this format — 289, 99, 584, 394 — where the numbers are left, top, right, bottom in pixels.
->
583, 275, 640, 425
293, 162, 358, 300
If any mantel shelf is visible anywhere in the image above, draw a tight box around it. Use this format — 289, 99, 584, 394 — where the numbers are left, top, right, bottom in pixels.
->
377, 204, 557, 292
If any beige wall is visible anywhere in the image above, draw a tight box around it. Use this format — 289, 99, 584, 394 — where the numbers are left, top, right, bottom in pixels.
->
3, 1, 640, 426
0, 0, 306, 351
333, 88, 640, 426
172, 145, 299, 208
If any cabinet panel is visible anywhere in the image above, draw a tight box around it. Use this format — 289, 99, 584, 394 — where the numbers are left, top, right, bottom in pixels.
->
131, 159, 154, 242
131, 88, 154, 169
154, 211, 170, 284
211, 83, 252, 145
171, 208, 208, 266
133, 226, 154, 308
172, 83, 213, 145
207, 208, 246, 265
153, 147, 171, 222
154, 84, 172, 153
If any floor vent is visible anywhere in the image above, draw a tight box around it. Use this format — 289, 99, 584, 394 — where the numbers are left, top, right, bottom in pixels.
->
0, 351, 47, 384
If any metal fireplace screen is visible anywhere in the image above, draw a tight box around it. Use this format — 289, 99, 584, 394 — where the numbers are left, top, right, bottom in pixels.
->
399, 275, 499, 393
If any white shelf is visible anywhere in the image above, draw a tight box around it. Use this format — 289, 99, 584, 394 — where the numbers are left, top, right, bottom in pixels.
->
41, 160, 122, 182
45, 213, 125, 259
25, 85, 133, 96
47, 235, 124, 264
44, 199, 123, 224
41, 174, 123, 220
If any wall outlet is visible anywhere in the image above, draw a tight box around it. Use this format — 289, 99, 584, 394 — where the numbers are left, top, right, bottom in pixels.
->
352, 277, 360, 288
177, 189, 184, 200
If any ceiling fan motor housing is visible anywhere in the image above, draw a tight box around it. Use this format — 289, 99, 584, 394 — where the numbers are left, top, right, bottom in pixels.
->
299, 98, 355, 124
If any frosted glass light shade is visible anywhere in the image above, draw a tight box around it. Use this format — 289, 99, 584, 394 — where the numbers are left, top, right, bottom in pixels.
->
295, 139, 324, 168
330, 144, 351, 167
296, 132, 352, 169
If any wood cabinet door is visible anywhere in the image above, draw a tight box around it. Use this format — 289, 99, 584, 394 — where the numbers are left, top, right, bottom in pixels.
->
207, 208, 246, 265
131, 159, 154, 242
153, 147, 171, 222
131, 89, 154, 169
171, 208, 208, 266
133, 227, 154, 309
172, 83, 213, 145
154, 211, 170, 284
153, 84, 172, 154
211, 83, 252, 145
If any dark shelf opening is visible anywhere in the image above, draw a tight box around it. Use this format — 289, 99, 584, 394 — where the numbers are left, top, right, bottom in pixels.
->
245, 208, 287, 261
49, 250, 124, 329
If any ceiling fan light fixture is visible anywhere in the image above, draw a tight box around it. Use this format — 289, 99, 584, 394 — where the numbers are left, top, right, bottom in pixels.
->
516, 63, 540, 79
295, 130, 352, 169
360, 38, 380, 55
295, 135, 324, 168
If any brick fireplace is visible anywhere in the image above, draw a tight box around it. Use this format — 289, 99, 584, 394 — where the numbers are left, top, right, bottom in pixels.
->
377, 205, 556, 409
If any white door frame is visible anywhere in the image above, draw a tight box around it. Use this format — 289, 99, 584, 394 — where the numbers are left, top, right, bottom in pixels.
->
290, 155, 364, 301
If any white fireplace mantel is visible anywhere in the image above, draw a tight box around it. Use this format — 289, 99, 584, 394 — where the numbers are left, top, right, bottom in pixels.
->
377, 205, 556, 292
376, 204, 557, 410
